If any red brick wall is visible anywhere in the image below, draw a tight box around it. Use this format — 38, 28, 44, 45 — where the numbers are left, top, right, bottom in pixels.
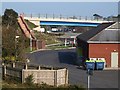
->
38, 40, 46, 49
32, 39, 37, 50
89, 43, 119, 67
32, 40, 46, 50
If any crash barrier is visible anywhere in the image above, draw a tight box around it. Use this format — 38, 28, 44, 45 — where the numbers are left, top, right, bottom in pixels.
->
85, 58, 106, 70
2, 62, 68, 86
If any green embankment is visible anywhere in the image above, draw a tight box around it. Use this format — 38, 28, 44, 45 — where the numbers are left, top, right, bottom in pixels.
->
24, 19, 37, 30
34, 32, 61, 45
25, 20, 61, 45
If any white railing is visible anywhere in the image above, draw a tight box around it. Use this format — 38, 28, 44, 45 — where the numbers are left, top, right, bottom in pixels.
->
21, 13, 112, 21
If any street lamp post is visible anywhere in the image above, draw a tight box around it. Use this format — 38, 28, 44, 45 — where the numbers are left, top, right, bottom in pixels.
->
87, 74, 90, 90
87, 69, 93, 90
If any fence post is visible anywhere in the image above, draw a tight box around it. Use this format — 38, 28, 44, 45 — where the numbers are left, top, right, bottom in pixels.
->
38, 13, 40, 18
79, 16, 81, 20
38, 66, 41, 70
12, 62, 15, 68
67, 16, 68, 19
65, 68, 68, 85
60, 14, 62, 19
53, 14, 55, 19
46, 14, 47, 19
54, 70, 57, 86
31, 13, 32, 18
91, 17, 93, 21
85, 16, 87, 20
25, 64, 28, 70
51, 67, 53, 70
3, 66, 6, 78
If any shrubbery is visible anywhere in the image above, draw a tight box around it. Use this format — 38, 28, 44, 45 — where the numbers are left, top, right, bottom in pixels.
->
25, 74, 34, 86
2, 75, 85, 89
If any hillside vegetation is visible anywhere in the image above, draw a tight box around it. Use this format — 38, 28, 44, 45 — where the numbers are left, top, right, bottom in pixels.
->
34, 31, 61, 45
24, 19, 37, 30
2, 9, 30, 62
24, 19, 61, 45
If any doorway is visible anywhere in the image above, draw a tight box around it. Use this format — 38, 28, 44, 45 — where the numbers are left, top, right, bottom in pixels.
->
111, 52, 118, 67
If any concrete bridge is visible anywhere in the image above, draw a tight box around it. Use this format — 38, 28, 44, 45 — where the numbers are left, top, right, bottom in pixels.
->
24, 16, 113, 27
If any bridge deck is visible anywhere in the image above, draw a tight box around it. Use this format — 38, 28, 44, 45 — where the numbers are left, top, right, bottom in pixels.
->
24, 17, 113, 27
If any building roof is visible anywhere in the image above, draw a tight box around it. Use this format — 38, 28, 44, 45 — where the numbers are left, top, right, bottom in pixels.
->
107, 22, 119, 29
76, 22, 116, 43
77, 22, 115, 41
88, 29, 120, 43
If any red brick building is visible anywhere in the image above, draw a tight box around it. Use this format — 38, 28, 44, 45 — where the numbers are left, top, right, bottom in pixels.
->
76, 22, 120, 67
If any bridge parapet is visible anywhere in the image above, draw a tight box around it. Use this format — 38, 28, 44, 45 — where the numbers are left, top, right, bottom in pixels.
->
23, 13, 113, 22
22, 14, 114, 26
24, 16, 113, 25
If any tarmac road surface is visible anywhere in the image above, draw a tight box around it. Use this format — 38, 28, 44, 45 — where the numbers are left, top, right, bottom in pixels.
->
27, 49, 119, 89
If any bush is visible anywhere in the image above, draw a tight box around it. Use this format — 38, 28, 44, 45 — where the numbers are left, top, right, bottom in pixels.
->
3, 56, 15, 61
68, 84, 85, 90
25, 74, 34, 86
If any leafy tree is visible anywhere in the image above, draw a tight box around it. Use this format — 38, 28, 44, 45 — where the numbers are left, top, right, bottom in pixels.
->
2, 27, 16, 57
2, 9, 18, 29
16, 30, 30, 61
2, 9, 18, 59
2, 9, 36, 62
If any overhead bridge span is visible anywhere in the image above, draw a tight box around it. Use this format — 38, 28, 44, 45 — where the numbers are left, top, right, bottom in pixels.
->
24, 17, 113, 27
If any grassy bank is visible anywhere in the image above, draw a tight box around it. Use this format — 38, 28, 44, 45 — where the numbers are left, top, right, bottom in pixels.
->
2, 80, 85, 90
46, 45, 74, 50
